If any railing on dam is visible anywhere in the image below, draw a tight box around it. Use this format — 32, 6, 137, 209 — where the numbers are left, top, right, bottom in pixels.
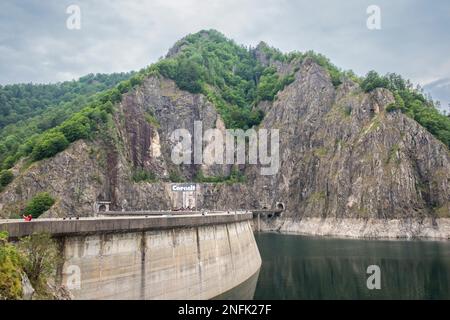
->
0, 211, 253, 239
102, 210, 250, 216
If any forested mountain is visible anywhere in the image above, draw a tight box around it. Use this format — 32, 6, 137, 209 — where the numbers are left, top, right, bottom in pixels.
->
1, 30, 448, 174
0, 73, 134, 129
0, 30, 448, 238
0, 72, 134, 169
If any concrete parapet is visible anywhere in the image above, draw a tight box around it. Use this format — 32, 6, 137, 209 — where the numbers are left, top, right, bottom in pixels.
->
0, 212, 253, 239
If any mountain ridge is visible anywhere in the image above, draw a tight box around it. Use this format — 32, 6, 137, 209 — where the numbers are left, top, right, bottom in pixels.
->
0, 30, 449, 238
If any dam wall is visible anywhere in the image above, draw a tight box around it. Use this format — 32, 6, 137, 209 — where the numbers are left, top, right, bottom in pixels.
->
0, 213, 261, 299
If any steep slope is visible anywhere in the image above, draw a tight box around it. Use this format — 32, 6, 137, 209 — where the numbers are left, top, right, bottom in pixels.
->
0, 72, 134, 170
0, 75, 227, 217
245, 57, 450, 238
0, 30, 449, 238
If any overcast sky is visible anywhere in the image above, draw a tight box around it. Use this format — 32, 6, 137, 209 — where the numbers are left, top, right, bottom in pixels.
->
1, 0, 449, 109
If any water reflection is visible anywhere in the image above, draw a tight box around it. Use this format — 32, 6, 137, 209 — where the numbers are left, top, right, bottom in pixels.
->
254, 233, 450, 299
214, 269, 260, 300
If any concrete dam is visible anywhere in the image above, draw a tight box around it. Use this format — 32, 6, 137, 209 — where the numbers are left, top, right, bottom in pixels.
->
0, 212, 261, 300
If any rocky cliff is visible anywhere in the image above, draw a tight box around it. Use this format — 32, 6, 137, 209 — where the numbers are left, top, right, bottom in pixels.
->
0, 32, 449, 239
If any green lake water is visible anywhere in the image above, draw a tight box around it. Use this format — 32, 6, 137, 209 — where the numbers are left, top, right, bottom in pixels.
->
253, 232, 450, 299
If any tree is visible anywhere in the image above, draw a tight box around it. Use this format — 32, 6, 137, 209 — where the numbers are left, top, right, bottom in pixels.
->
18, 232, 60, 296
361, 71, 389, 92
0, 232, 22, 300
0, 170, 14, 187
175, 58, 204, 93
256, 67, 280, 101
31, 131, 69, 161
59, 115, 90, 142
24, 192, 55, 218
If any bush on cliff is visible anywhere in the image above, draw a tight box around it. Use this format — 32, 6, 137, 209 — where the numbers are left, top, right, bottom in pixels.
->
59, 114, 91, 142
24, 193, 55, 218
0, 170, 14, 188
361, 71, 390, 93
132, 169, 157, 183
194, 166, 246, 184
31, 131, 69, 161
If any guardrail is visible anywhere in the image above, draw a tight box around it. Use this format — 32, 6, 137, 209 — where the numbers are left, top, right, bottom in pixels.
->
101, 210, 250, 216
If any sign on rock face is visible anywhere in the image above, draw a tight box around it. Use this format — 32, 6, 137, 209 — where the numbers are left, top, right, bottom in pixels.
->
171, 184, 196, 192
170, 184, 197, 209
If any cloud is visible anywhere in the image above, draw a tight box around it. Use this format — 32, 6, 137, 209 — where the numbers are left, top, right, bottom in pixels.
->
424, 78, 450, 113
1, 0, 449, 109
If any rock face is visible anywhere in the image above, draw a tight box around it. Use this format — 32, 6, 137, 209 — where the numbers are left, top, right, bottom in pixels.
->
0, 76, 227, 217
0, 47, 449, 239
251, 57, 450, 221
21, 273, 34, 300
208, 56, 450, 238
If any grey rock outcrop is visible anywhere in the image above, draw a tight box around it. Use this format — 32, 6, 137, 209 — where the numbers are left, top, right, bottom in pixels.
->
21, 273, 34, 300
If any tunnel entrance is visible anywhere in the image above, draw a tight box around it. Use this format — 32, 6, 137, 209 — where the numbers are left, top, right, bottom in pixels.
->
94, 201, 111, 214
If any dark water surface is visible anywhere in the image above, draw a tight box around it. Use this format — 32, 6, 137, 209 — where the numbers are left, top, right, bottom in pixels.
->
253, 233, 450, 299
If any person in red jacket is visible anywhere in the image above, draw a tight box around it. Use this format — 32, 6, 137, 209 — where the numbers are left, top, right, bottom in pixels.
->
22, 214, 32, 222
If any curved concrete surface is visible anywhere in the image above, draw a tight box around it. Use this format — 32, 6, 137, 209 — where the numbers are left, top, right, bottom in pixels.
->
0, 213, 261, 300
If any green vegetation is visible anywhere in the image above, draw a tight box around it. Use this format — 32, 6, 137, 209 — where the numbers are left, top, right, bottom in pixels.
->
256, 44, 358, 87
18, 232, 60, 298
0, 30, 364, 173
256, 67, 296, 102
0, 231, 22, 300
144, 112, 160, 128
257, 42, 287, 62
0, 170, 14, 188
361, 71, 450, 148
150, 31, 355, 129
303, 51, 349, 87
151, 30, 265, 129
1, 30, 448, 178
0, 72, 134, 171
0, 232, 59, 300
169, 170, 186, 182
132, 169, 157, 182
360, 71, 390, 93
194, 166, 246, 184
0, 73, 133, 130
0, 71, 143, 171
31, 131, 69, 161
24, 192, 55, 218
